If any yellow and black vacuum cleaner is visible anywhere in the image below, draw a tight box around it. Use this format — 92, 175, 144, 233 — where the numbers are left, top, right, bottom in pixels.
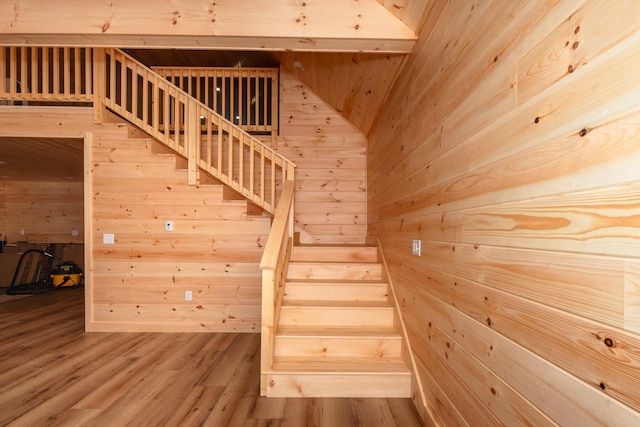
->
50, 261, 83, 287
6, 249, 83, 295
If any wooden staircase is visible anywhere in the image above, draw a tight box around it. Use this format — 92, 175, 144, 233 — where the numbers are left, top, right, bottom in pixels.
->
264, 244, 411, 397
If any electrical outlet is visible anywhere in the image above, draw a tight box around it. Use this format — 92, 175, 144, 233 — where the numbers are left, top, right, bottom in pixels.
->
103, 233, 115, 244
20, 229, 25, 236
165, 221, 173, 232
412, 240, 421, 256
72, 229, 79, 236
185, 290, 192, 301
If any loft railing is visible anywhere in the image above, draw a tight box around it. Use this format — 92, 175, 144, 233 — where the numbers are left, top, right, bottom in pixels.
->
153, 66, 279, 147
259, 180, 295, 395
0, 46, 93, 102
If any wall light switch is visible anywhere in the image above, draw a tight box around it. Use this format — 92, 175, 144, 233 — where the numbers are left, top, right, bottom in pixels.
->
165, 221, 174, 232
185, 290, 192, 301
20, 229, 25, 236
412, 239, 421, 256
103, 233, 115, 244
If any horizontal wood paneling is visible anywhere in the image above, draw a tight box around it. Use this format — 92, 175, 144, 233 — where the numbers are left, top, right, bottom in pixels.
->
1, 180, 83, 243
276, 52, 407, 136
0, 108, 274, 333
369, 0, 640, 424
90, 127, 271, 332
278, 73, 367, 245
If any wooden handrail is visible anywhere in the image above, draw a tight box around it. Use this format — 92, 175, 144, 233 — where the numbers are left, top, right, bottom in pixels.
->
153, 66, 279, 147
97, 48, 294, 214
259, 180, 295, 395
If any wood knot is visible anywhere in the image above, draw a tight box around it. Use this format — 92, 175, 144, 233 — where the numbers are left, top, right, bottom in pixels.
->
604, 337, 614, 347
486, 317, 493, 326
599, 382, 606, 391
579, 127, 588, 137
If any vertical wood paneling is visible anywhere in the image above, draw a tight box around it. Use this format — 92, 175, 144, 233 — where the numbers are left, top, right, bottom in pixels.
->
278, 73, 367, 245
369, 1, 640, 424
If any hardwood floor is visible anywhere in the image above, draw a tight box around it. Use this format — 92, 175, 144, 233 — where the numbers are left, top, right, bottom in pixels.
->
0, 287, 424, 426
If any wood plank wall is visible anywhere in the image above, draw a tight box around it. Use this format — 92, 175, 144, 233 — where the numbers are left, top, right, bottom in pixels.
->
1, 180, 83, 244
277, 73, 368, 245
0, 107, 271, 333
89, 126, 272, 333
367, 1, 640, 425
277, 53, 407, 137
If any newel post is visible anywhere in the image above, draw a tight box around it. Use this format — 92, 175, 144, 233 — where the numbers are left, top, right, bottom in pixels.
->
93, 48, 106, 124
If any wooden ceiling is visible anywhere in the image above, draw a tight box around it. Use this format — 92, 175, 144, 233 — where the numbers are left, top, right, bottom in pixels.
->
0, 137, 84, 182
0, 0, 416, 53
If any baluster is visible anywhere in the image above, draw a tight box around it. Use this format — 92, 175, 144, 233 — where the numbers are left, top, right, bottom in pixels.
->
249, 138, 255, 200
84, 48, 92, 98
19, 47, 27, 98
260, 146, 266, 205
217, 117, 224, 178
73, 48, 82, 99
9, 47, 17, 97
30, 47, 38, 99
206, 113, 213, 171
142, 68, 149, 127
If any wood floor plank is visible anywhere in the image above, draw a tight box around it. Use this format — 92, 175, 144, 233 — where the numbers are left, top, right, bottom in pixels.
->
0, 287, 424, 426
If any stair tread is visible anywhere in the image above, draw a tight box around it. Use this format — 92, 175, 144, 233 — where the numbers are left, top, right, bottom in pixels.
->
289, 261, 379, 265
286, 278, 386, 284
276, 325, 400, 337
272, 357, 410, 373
281, 299, 392, 308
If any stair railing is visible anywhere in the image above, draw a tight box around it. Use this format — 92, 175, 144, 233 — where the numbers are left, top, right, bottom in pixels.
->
0, 46, 293, 213
259, 180, 295, 395
94, 48, 294, 214
153, 66, 279, 148
0, 46, 93, 103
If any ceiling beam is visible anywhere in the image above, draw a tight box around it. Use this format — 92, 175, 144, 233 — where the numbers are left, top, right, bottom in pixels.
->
0, 0, 416, 53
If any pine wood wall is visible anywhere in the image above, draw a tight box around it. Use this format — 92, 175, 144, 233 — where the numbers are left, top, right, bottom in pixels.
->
368, 1, 640, 425
277, 73, 368, 245
1, 180, 83, 244
0, 108, 272, 333
89, 125, 272, 333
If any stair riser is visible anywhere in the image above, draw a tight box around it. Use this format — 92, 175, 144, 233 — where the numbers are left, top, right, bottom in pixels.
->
287, 263, 382, 281
265, 373, 411, 398
279, 307, 394, 327
291, 246, 378, 263
274, 337, 402, 358
284, 283, 388, 302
